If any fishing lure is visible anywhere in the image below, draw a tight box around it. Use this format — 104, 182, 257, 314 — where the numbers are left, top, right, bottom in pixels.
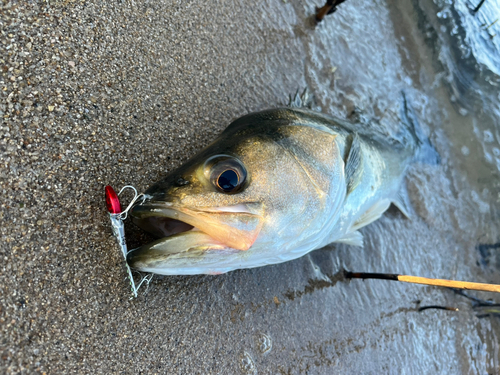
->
105, 185, 151, 297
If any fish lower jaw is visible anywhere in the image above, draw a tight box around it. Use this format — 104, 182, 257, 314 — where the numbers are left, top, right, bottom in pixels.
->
126, 230, 237, 269
126, 237, 317, 276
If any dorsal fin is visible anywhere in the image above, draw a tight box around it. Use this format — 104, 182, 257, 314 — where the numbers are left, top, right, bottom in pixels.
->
287, 88, 313, 109
344, 133, 363, 196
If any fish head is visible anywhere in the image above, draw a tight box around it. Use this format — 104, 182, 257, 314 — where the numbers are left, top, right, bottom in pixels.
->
128, 109, 345, 275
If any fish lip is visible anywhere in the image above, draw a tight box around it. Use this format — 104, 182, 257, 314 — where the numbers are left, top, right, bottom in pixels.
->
128, 201, 264, 270
130, 201, 180, 221
129, 202, 260, 231
130, 201, 255, 217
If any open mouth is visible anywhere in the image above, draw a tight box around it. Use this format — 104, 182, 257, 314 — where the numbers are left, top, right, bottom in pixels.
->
131, 215, 195, 239
126, 202, 264, 270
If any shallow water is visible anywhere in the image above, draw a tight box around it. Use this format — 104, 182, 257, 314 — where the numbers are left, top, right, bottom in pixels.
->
216, 1, 500, 372
1, 0, 500, 373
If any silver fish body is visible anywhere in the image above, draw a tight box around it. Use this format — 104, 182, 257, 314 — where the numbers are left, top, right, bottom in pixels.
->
127, 107, 420, 275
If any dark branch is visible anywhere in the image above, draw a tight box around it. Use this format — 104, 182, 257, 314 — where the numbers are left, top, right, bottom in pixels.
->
315, 0, 349, 23
473, 0, 487, 13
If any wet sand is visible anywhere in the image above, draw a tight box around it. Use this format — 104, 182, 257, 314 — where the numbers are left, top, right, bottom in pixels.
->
1, 0, 499, 373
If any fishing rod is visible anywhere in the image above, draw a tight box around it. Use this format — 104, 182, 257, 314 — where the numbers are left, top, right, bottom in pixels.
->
345, 271, 500, 293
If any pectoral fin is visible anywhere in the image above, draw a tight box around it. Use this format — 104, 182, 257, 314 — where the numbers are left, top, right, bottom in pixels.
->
352, 198, 391, 231
344, 133, 363, 196
335, 231, 364, 247
392, 183, 413, 219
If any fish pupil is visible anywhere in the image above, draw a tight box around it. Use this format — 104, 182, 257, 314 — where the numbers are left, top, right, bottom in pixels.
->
218, 170, 239, 192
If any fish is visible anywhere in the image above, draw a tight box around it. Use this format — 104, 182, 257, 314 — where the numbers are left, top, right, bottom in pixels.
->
127, 96, 432, 275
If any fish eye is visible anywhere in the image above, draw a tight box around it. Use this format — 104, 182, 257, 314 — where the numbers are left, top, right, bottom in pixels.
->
207, 156, 247, 194
216, 169, 239, 192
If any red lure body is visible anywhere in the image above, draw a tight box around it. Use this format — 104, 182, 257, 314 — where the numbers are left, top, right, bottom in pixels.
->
105, 185, 122, 214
